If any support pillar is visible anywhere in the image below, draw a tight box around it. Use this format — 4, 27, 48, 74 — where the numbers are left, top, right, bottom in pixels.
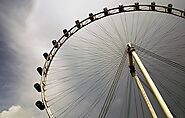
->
127, 45, 157, 118
127, 43, 173, 118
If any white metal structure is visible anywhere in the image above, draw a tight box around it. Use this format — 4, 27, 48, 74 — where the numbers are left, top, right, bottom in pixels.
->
127, 43, 173, 118
127, 43, 157, 118
34, 2, 185, 118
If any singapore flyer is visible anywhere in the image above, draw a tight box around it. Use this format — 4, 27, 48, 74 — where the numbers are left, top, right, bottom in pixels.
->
34, 2, 185, 118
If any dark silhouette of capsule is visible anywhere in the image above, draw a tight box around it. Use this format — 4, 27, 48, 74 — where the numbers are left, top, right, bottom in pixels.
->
118, 4, 124, 12
37, 67, 43, 76
43, 53, 49, 60
34, 83, 41, 92
151, 2, 156, 11
135, 2, 139, 10
89, 13, 94, 21
75, 20, 81, 29
35, 101, 45, 110
52, 40, 58, 48
63, 29, 69, 37
167, 4, 173, 13
103, 7, 109, 16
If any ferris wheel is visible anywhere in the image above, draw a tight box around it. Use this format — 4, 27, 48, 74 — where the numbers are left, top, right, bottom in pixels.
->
34, 2, 185, 118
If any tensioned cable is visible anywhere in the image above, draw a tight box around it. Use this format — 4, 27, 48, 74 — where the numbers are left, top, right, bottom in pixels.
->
136, 14, 183, 56
48, 53, 123, 116
133, 79, 139, 118
125, 74, 132, 118
98, 51, 127, 118
48, 55, 122, 105
119, 73, 129, 118
106, 64, 128, 118
134, 44, 185, 73
38, 4, 185, 118
139, 57, 185, 117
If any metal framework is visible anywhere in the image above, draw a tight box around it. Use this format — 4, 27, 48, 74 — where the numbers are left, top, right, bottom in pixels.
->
35, 2, 185, 118
127, 43, 173, 118
127, 44, 157, 118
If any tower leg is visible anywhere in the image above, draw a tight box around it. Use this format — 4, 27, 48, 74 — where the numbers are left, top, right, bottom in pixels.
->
127, 43, 173, 118
127, 45, 157, 118
133, 74, 158, 118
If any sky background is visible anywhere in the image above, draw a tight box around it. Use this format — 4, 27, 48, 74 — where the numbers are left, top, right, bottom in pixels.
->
0, 0, 185, 118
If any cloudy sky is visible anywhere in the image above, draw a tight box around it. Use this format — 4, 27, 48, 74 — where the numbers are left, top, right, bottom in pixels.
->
0, 0, 185, 118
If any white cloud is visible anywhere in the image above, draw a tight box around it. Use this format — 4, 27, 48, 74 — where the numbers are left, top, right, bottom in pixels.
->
0, 106, 34, 118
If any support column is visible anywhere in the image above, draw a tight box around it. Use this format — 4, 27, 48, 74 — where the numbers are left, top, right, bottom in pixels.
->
133, 74, 157, 118
127, 46, 157, 118
127, 43, 173, 118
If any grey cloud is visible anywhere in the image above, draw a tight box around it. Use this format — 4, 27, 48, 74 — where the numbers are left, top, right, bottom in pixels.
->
0, 0, 35, 111
1, 0, 185, 117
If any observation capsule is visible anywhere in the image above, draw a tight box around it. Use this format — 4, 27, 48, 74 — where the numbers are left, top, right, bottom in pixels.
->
89, 13, 94, 21
134, 2, 139, 10
75, 20, 81, 29
34, 83, 41, 92
43, 52, 49, 60
52, 40, 58, 48
37, 67, 43, 76
151, 2, 156, 11
63, 29, 69, 37
35, 101, 45, 110
118, 4, 124, 12
103, 7, 109, 16
167, 4, 173, 13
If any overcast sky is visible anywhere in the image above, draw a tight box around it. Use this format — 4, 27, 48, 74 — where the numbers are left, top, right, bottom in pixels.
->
0, 0, 185, 118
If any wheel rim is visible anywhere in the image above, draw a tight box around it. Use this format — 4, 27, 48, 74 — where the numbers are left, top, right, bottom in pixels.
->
36, 3, 185, 118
